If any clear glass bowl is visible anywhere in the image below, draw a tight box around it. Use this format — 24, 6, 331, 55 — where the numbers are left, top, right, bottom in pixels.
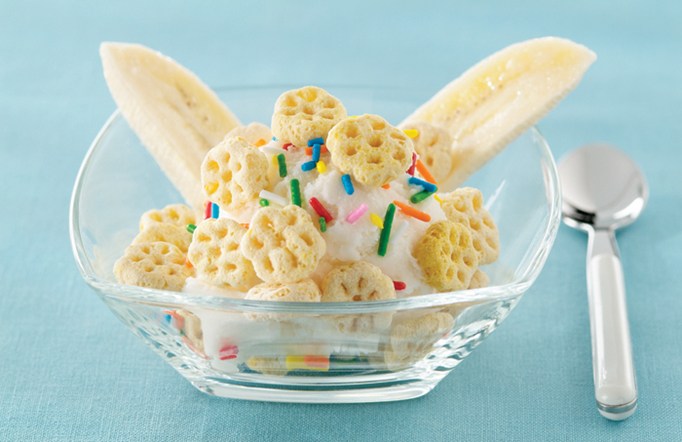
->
70, 86, 560, 403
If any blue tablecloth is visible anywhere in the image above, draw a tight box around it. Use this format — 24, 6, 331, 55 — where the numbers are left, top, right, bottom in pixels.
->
2, 1, 681, 440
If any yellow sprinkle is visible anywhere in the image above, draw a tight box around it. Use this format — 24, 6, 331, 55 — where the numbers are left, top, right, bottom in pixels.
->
433, 194, 443, 204
285, 355, 328, 372
370, 212, 384, 229
403, 129, 419, 139
316, 160, 327, 174
255, 138, 267, 147
272, 155, 278, 166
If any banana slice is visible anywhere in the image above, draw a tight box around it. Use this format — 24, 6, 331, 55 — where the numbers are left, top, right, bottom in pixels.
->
100, 43, 241, 210
401, 37, 596, 189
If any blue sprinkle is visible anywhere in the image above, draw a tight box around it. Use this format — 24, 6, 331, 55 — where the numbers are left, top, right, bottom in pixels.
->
408, 176, 437, 193
301, 161, 317, 171
312, 144, 321, 162
164, 314, 172, 324
211, 203, 220, 219
271, 136, 277, 141
307, 137, 324, 147
341, 174, 355, 195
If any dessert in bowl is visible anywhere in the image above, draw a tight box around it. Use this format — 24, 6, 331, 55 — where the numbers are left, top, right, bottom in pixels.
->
70, 38, 594, 402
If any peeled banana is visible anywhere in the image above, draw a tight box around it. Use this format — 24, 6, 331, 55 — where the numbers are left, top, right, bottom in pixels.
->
100, 43, 241, 210
401, 37, 596, 189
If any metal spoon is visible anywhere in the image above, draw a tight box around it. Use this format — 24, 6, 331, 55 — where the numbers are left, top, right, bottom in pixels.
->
558, 144, 647, 421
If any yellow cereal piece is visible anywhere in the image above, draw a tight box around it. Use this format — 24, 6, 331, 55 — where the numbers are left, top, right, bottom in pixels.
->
326, 114, 414, 187
139, 204, 196, 231
225, 122, 272, 147
271, 86, 347, 147
187, 218, 260, 290
412, 220, 479, 291
320, 261, 395, 302
440, 187, 499, 265
246, 356, 288, 376
384, 312, 454, 371
240, 205, 326, 283
201, 137, 270, 211
400, 121, 454, 183
245, 279, 321, 302
114, 241, 193, 291
369, 212, 384, 229
316, 159, 327, 174
468, 269, 489, 289
133, 223, 192, 253
174, 309, 204, 354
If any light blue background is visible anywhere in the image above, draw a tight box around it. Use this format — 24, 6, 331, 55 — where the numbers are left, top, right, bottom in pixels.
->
2, 1, 681, 440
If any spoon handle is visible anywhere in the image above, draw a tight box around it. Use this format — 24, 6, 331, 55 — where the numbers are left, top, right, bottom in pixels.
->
586, 228, 638, 420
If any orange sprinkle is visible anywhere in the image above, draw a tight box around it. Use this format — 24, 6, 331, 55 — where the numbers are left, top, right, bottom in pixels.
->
184, 259, 193, 269
381, 183, 391, 190
241, 223, 250, 229
303, 355, 330, 369
393, 200, 431, 222
415, 159, 437, 184
255, 138, 267, 147
305, 145, 328, 156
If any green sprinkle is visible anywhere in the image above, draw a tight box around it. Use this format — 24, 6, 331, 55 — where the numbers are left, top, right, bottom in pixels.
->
277, 153, 287, 178
378, 203, 396, 256
259, 198, 270, 207
410, 190, 435, 204
290, 179, 302, 207
186, 224, 197, 234
319, 216, 327, 232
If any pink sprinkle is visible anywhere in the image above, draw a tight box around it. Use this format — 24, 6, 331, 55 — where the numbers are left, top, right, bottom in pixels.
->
393, 281, 406, 290
218, 344, 239, 361
345, 203, 368, 224
407, 152, 417, 175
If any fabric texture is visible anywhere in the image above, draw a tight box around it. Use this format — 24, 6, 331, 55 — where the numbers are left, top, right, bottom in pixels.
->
1, 1, 681, 440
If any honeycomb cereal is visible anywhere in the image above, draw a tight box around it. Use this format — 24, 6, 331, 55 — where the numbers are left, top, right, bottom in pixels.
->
384, 312, 454, 371
174, 309, 204, 354
225, 122, 272, 147
246, 356, 288, 376
326, 114, 414, 187
132, 223, 192, 253
440, 187, 500, 264
187, 218, 260, 290
399, 121, 454, 183
271, 86, 347, 147
240, 205, 326, 283
139, 203, 196, 231
320, 261, 395, 302
201, 136, 269, 211
113, 241, 193, 291
245, 279, 321, 302
468, 269, 489, 289
412, 220, 479, 291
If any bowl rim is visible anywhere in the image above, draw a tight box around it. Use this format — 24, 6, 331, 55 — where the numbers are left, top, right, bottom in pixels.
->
70, 86, 562, 314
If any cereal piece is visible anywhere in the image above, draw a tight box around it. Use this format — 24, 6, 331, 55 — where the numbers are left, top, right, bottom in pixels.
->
174, 309, 204, 354
327, 114, 414, 187
201, 137, 269, 211
440, 187, 499, 264
384, 312, 454, 371
246, 356, 288, 376
187, 218, 260, 290
240, 205, 326, 283
225, 122, 272, 147
320, 261, 395, 302
245, 279, 321, 302
468, 269, 489, 289
114, 242, 192, 291
271, 86, 347, 147
399, 121, 454, 183
412, 220, 479, 291
132, 223, 192, 253
139, 204, 196, 231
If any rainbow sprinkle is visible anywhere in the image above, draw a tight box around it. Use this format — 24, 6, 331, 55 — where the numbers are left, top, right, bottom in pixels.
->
346, 203, 368, 224
393, 200, 431, 222
370, 213, 384, 229
204, 201, 212, 220
316, 160, 327, 174
186, 224, 196, 234
282, 142, 293, 150
319, 216, 327, 232
285, 355, 329, 371
407, 152, 417, 175
218, 344, 239, 361
301, 161, 317, 171
341, 174, 354, 195
378, 203, 396, 256
259, 198, 269, 207
393, 280, 407, 290
410, 190, 435, 204
403, 129, 419, 139
259, 190, 288, 207
307, 137, 324, 147
434, 194, 443, 204
277, 153, 287, 177
290, 179, 302, 207
255, 139, 267, 147
408, 176, 437, 193
312, 144, 321, 162
309, 197, 333, 222
211, 203, 220, 219
415, 159, 437, 184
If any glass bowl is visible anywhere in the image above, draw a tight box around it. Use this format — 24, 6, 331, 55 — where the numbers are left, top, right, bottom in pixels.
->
70, 86, 560, 403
